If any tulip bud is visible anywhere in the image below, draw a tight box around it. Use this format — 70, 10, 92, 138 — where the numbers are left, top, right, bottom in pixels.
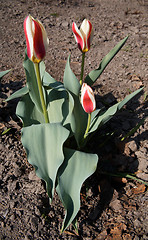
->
81, 83, 96, 113
72, 19, 93, 53
24, 15, 49, 63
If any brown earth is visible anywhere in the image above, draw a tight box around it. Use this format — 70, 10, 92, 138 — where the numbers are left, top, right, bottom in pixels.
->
0, 0, 148, 239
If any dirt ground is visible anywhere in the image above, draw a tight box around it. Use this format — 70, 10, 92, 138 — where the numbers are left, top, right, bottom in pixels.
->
0, 0, 148, 239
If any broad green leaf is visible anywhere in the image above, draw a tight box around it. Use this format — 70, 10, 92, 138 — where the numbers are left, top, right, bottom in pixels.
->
6, 85, 29, 102
91, 108, 102, 122
89, 87, 144, 134
16, 93, 45, 126
43, 80, 75, 133
56, 148, 98, 232
46, 88, 68, 124
23, 51, 46, 113
0, 69, 11, 79
45, 85, 74, 131
39, 61, 46, 81
43, 71, 56, 86
62, 91, 75, 132
44, 80, 65, 92
63, 55, 80, 96
71, 94, 88, 146
85, 36, 128, 86
22, 123, 69, 200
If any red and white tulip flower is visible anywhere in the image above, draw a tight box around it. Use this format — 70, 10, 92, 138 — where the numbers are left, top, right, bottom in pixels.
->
72, 19, 93, 53
81, 83, 96, 113
24, 15, 49, 63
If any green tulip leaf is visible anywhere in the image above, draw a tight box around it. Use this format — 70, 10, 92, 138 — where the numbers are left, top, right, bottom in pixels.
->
89, 87, 144, 134
56, 148, 98, 232
16, 93, 45, 127
91, 108, 102, 122
116, 87, 144, 110
39, 61, 46, 81
45, 80, 65, 92
62, 91, 75, 132
43, 71, 56, 86
85, 36, 128, 86
45, 85, 74, 131
0, 69, 11, 79
6, 85, 29, 102
70, 94, 88, 147
23, 51, 46, 113
63, 55, 80, 96
46, 88, 69, 124
21, 123, 69, 201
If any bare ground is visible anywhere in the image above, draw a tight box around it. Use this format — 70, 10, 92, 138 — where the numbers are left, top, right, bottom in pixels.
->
0, 0, 148, 239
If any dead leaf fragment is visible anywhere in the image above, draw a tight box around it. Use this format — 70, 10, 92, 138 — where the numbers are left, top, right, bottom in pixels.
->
131, 184, 146, 194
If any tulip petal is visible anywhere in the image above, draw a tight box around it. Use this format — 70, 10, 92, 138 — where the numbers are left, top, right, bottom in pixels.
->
81, 83, 96, 113
82, 90, 94, 113
24, 16, 34, 60
24, 15, 48, 63
33, 19, 46, 62
38, 20, 49, 53
80, 19, 89, 36
80, 19, 93, 51
72, 22, 85, 52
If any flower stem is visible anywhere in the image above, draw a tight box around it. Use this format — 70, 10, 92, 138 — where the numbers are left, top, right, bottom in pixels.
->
80, 52, 85, 86
84, 113, 91, 139
34, 62, 49, 123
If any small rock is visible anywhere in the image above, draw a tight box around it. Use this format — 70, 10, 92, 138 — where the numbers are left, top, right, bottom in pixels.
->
13, 163, 22, 177
28, 171, 40, 181
30, 217, 38, 232
135, 150, 145, 159
62, 21, 69, 28
9, 201, 15, 208
128, 140, 137, 152
96, 230, 107, 239
134, 219, 140, 228
1, 222, 4, 228
132, 27, 139, 34
7, 181, 17, 191
136, 172, 148, 181
109, 199, 122, 212
35, 206, 40, 217
138, 158, 147, 171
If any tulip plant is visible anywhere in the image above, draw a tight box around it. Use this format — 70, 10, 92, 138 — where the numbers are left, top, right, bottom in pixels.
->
7, 16, 143, 232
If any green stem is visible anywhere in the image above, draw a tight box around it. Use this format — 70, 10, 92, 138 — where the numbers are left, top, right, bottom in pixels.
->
84, 113, 91, 139
80, 52, 85, 86
34, 62, 49, 123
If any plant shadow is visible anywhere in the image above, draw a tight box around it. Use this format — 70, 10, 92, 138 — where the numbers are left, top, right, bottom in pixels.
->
0, 73, 24, 127
78, 88, 147, 234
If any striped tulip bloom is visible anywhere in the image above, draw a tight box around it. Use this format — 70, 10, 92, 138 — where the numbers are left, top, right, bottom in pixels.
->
81, 83, 96, 113
24, 15, 49, 63
72, 19, 93, 52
